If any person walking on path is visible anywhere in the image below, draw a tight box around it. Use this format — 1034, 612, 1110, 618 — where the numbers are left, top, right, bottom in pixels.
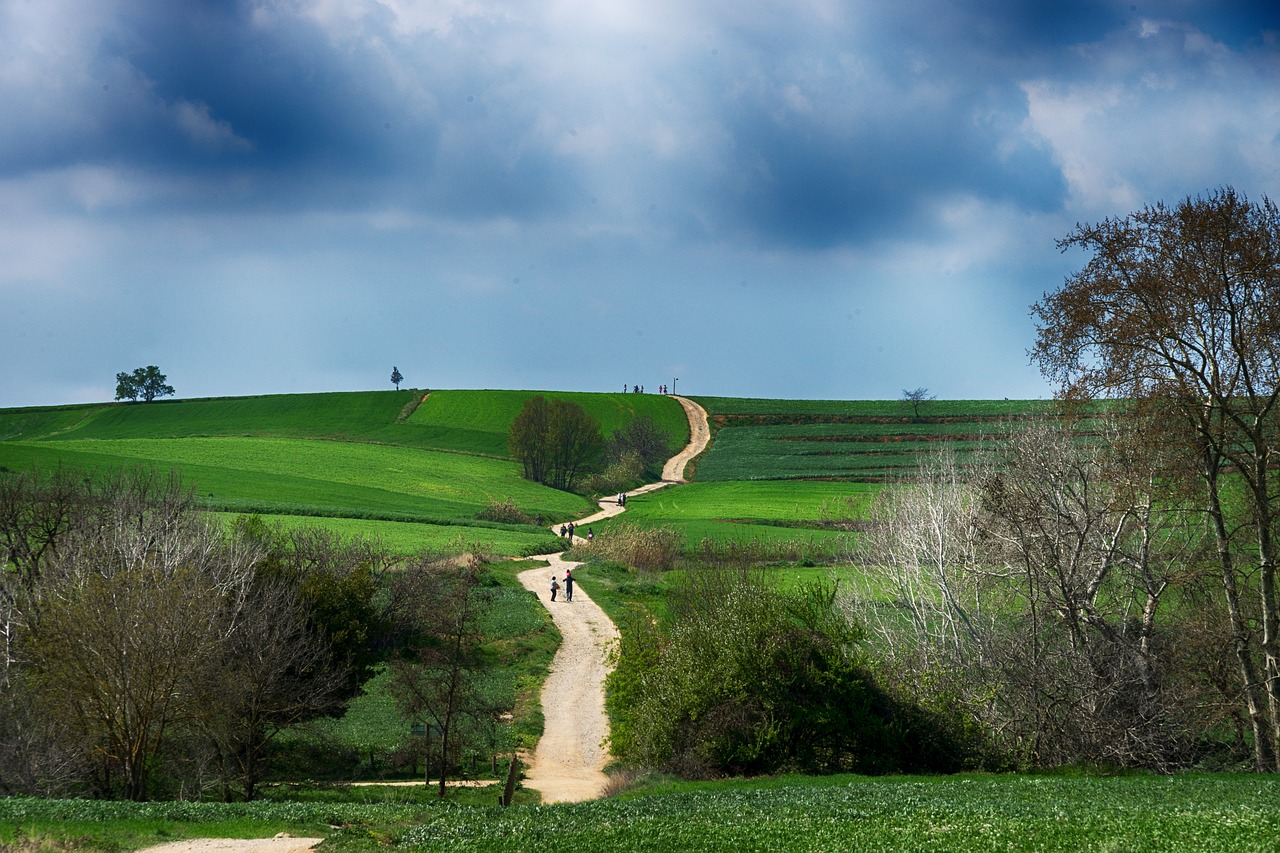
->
550, 574, 560, 602
564, 569, 575, 602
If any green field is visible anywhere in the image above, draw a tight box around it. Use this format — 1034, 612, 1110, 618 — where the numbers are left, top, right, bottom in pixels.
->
587, 480, 871, 555
0, 389, 690, 557
3, 773, 1277, 851
691, 396, 1063, 481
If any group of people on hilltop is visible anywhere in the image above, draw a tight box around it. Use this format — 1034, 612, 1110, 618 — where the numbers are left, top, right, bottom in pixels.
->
549, 568, 574, 602
625, 384, 672, 394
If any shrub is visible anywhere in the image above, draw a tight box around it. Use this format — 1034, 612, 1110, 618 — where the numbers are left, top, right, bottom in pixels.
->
581, 522, 684, 572
475, 497, 534, 525
610, 566, 970, 777
585, 451, 645, 495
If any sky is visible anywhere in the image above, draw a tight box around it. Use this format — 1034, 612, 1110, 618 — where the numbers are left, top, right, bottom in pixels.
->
3, 0, 1280, 407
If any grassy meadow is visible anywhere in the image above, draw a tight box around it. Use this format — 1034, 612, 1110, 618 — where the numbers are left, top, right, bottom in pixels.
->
0, 389, 689, 557
3, 772, 1278, 851
10, 389, 1264, 852
585, 480, 871, 558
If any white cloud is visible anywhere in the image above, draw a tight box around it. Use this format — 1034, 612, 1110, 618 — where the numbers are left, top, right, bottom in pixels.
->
1020, 21, 1280, 213
173, 100, 255, 153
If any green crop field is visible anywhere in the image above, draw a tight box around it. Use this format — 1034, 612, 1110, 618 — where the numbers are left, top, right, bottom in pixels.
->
588, 480, 871, 555
690, 396, 1075, 482
3, 773, 1277, 851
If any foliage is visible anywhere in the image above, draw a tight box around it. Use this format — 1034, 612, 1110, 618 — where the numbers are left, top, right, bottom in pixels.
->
1031, 186, 1280, 772
610, 565, 966, 777
475, 497, 535, 525
114, 365, 174, 404
385, 558, 497, 798
578, 522, 684, 572
849, 419, 1238, 771
390, 366, 403, 390
508, 396, 604, 490
604, 415, 673, 471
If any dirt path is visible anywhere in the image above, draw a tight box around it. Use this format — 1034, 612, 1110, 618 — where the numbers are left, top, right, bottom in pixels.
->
663, 395, 711, 483
514, 394, 710, 803
139, 838, 324, 853
516, 553, 617, 803
137, 395, 711, 847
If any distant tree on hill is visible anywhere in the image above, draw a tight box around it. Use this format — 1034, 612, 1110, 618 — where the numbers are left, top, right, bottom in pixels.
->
901, 387, 935, 421
115, 366, 175, 403
391, 366, 404, 390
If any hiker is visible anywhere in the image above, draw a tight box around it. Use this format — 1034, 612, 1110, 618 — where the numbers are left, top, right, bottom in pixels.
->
617, 492, 624, 506
550, 575, 560, 602
559, 524, 567, 537
587, 528, 594, 541
564, 569, 574, 602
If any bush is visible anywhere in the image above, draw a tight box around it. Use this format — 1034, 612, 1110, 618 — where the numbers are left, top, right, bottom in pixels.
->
585, 451, 645, 495
580, 522, 684, 572
475, 498, 534, 525
609, 566, 970, 777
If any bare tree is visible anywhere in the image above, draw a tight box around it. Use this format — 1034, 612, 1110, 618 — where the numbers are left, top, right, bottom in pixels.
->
1032, 187, 1280, 770
852, 447, 987, 671
200, 580, 348, 801
978, 416, 1196, 768
386, 557, 494, 797
852, 416, 1202, 769
901, 387, 936, 421
32, 565, 220, 799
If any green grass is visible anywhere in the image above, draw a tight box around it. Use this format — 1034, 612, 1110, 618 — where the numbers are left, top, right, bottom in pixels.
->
211, 513, 562, 556
409, 390, 689, 458
692, 396, 1057, 418
9, 772, 1272, 852
585, 481, 870, 556
0, 435, 593, 554
689, 397, 1078, 482
0, 389, 690, 557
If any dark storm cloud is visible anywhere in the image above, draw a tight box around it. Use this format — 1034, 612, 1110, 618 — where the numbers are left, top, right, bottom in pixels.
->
2, 0, 1279, 408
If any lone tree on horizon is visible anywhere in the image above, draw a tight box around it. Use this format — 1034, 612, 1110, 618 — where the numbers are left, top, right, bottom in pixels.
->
901, 386, 935, 421
115, 365, 175, 403
391, 366, 404, 390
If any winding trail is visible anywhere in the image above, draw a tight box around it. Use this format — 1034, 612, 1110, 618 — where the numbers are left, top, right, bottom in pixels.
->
138, 396, 710, 850
515, 395, 710, 803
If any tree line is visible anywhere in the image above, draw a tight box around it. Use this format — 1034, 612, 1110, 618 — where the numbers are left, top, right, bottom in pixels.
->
509, 396, 673, 493
850, 187, 1280, 772
603, 187, 1280, 778
0, 467, 507, 800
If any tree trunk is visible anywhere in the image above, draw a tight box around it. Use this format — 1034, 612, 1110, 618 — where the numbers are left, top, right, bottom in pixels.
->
1204, 463, 1275, 771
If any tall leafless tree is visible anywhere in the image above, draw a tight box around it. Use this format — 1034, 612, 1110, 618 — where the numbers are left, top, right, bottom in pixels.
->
1032, 187, 1280, 770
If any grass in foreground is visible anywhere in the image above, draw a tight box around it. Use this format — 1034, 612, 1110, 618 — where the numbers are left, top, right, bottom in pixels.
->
3, 773, 1277, 852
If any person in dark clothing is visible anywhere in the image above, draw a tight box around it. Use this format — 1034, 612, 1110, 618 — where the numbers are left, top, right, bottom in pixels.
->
564, 569, 574, 602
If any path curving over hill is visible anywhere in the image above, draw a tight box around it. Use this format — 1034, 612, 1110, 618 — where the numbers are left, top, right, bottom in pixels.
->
663, 395, 710, 483
139, 394, 711, 850
514, 393, 709, 803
